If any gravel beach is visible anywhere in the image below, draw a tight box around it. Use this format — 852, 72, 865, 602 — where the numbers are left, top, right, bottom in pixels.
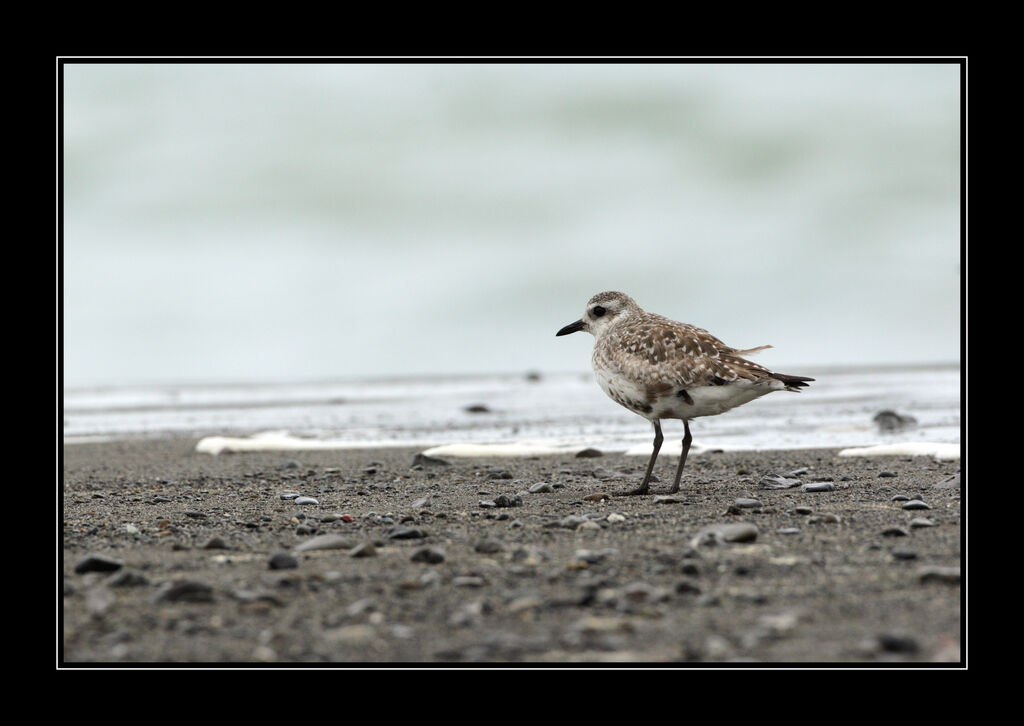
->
61, 438, 963, 665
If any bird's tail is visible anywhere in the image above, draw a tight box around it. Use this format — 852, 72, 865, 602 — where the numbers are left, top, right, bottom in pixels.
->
771, 372, 815, 392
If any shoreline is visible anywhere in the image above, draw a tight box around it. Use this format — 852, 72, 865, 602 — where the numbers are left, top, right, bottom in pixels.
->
61, 437, 962, 664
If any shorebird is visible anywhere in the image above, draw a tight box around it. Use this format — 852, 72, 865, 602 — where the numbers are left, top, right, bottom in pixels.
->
556, 291, 813, 495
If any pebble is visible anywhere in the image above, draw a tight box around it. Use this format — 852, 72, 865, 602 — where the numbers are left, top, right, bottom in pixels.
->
464, 404, 491, 413
279, 491, 301, 500
293, 497, 319, 505
918, 566, 960, 584
474, 538, 504, 554
891, 494, 910, 501
800, 482, 835, 492
575, 448, 603, 458
487, 470, 513, 480
268, 551, 298, 570
584, 492, 610, 502
808, 513, 840, 524
386, 526, 427, 540
528, 482, 554, 493
202, 536, 229, 550
675, 580, 702, 595
873, 410, 917, 432
410, 546, 446, 564
123, 524, 140, 535
892, 549, 918, 560
576, 520, 601, 532
106, 569, 149, 587
902, 500, 931, 510
933, 473, 961, 489
875, 632, 920, 653
412, 452, 450, 467
654, 495, 685, 504
734, 498, 762, 508
878, 471, 898, 478
294, 534, 356, 553
349, 542, 377, 558
557, 515, 590, 529
794, 506, 813, 515
74, 554, 124, 574
573, 548, 615, 564
690, 522, 758, 547
152, 578, 214, 603
494, 494, 522, 507
319, 513, 340, 523
777, 527, 800, 535
606, 513, 626, 523
882, 526, 910, 537
277, 459, 302, 470
453, 576, 486, 588
909, 517, 936, 528
411, 496, 431, 508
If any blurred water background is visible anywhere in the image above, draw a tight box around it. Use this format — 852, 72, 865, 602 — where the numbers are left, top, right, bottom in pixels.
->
62, 62, 961, 448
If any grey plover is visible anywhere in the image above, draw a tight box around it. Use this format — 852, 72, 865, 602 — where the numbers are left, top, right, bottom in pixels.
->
556, 291, 813, 495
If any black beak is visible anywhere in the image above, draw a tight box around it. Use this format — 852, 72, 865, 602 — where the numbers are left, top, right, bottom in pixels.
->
556, 319, 585, 336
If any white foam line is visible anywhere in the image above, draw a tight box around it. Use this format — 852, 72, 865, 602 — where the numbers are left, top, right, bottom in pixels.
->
622, 442, 727, 457
837, 442, 960, 460
421, 442, 587, 458
195, 431, 428, 456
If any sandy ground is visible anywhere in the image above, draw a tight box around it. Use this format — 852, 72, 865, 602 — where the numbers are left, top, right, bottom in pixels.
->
60, 438, 963, 665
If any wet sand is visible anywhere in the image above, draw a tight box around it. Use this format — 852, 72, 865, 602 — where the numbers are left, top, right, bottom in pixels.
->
61, 438, 962, 665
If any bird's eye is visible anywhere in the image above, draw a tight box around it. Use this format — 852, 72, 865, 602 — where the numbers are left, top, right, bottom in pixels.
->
592, 306, 606, 318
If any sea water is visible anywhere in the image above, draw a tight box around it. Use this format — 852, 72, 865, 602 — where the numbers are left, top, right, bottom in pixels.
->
63, 363, 961, 456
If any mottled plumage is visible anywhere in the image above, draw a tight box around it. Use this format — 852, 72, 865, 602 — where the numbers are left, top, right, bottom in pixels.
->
557, 291, 813, 495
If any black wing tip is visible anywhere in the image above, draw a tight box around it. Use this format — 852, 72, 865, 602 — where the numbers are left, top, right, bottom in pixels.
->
771, 372, 815, 389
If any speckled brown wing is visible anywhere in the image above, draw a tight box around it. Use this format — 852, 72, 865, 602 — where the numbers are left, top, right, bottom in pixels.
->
598, 312, 774, 393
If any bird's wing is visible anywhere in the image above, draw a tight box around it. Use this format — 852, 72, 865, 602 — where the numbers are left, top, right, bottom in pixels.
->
608, 315, 774, 391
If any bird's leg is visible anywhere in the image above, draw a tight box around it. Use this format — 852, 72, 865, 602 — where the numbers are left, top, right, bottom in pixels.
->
667, 419, 692, 494
619, 421, 663, 496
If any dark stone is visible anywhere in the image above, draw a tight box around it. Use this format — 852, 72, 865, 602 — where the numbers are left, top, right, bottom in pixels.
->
386, 526, 428, 540
412, 453, 450, 467
268, 551, 298, 570
411, 546, 446, 564
575, 448, 603, 458
202, 536, 229, 550
873, 410, 918, 432
474, 538, 504, 554
464, 404, 491, 413
74, 554, 123, 574
876, 633, 920, 653
493, 494, 522, 508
